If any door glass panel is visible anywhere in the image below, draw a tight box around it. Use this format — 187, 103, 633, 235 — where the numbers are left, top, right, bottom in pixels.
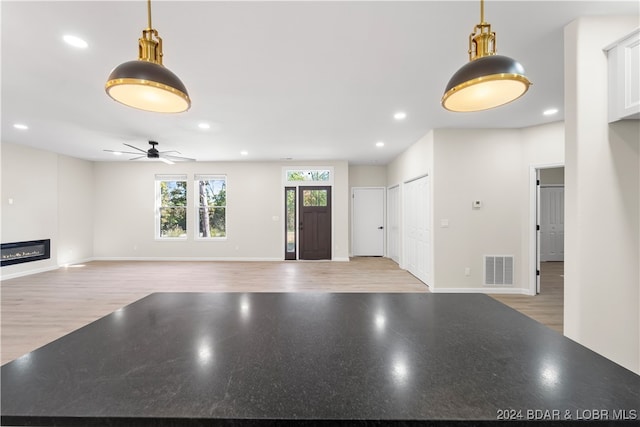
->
303, 189, 327, 207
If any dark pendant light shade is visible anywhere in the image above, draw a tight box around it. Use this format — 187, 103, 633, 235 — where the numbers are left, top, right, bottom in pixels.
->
105, 0, 190, 113
106, 60, 190, 113
441, 0, 530, 112
442, 55, 530, 112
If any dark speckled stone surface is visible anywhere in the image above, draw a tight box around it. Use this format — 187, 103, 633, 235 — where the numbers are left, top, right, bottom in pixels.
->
2, 293, 639, 426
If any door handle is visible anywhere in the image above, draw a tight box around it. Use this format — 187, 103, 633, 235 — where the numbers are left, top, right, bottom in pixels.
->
378, 226, 384, 229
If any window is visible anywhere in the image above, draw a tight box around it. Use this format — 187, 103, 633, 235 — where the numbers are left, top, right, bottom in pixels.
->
196, 175, 226, 238
156, 175, 188, 239
286, 169, 331, 182
285, 187, 296, 260
302, 189, 328, 206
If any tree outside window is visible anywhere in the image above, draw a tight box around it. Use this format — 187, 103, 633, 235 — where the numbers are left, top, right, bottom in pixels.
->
286, 170, 330, 182
157, 177, 187, 238
197, 176, 226, 238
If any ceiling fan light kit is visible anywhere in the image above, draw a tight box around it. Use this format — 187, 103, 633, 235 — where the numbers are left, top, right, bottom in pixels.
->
105, 0, 190, 113
441, 0, 531, 112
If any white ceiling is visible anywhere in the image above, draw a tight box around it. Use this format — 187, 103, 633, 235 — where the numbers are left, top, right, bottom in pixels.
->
2, 1, 638, 165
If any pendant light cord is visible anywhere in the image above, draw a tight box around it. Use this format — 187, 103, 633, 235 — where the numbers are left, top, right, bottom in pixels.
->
147, 0, 153, 29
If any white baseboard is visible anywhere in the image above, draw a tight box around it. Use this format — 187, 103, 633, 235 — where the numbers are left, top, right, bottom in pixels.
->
92, 257, 284, 262
58, 257, 95, 267
0, 265, 59, 281
431, 287, 533, 295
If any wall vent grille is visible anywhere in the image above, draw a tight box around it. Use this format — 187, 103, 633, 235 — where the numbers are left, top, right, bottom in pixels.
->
484, 255, 514, 286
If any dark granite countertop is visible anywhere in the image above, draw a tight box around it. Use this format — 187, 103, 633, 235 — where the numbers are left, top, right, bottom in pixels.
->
2, 293, 639, 426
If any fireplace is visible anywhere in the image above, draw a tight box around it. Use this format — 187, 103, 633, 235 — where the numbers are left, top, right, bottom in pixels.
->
1, 239, 51, 267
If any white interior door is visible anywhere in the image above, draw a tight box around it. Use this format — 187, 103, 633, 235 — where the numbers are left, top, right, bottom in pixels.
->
540, 186, 565, 262
403, 176, 431, 285
387, 186, 400, 263
352, 187, 384, 256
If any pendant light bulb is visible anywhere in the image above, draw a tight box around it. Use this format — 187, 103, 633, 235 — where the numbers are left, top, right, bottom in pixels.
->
441, 0, 530, 112
105, 0, 191, 113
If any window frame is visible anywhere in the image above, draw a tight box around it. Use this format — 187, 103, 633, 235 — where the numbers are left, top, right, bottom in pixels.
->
155, 174, 189, 240
283, 167, 334, 186
194, 174, 228, 240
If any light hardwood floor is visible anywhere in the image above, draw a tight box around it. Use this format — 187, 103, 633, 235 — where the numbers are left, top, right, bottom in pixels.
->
492, 261, 564, 334
1, 258, 563, 365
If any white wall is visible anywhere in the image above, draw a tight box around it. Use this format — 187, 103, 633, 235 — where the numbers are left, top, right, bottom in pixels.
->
1, 143, 350, 275
433, 125, 563, 292
93, 160, 350, 261
386, 124, 564, 293
564, 16, 640, 374
387, 131, 434, 187
1, 142, 94, 279
58, 155, 94, 265
433, 128, 522, 291
540, 167, 564, 185
349, 165, 387, 188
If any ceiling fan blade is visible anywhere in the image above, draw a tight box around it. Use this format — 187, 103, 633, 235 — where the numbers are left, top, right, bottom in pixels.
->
159, 157, 175, 165
159, 150, 181, 155
123, 143, 148, 153
128, 156, 146, 161
104, 150, 144, 155
163, 154, 196, 162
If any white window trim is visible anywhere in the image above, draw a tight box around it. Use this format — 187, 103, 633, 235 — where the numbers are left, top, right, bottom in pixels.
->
194, 174, 228, 241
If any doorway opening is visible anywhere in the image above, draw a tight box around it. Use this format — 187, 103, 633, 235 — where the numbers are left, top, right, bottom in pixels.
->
284, 186, 333, 260
283, 168, 334, 261
530, 165, 565, 332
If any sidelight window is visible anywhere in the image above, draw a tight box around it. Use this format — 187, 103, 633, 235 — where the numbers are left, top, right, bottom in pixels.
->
285, 187, 296, 260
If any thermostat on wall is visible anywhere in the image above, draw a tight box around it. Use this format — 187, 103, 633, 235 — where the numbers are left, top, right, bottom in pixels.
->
472, 200, 482, 209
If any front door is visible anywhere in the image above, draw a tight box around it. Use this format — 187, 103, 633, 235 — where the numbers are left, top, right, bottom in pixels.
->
299, 186, 331, 260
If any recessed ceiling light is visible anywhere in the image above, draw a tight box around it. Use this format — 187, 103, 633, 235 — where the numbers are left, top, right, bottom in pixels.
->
13, 123, 28, 130
376, 141, 385, 147
393, 112, 407, 120
543, 108, 559, 116
198, 123, 211, 130
63, 35, 88, 49
240, 150, 248, 156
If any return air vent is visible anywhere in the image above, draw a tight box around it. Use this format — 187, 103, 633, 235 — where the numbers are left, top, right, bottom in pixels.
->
484, 255, 514, 286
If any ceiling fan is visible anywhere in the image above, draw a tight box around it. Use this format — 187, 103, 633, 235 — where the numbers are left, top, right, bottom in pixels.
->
104, 141, 195, 164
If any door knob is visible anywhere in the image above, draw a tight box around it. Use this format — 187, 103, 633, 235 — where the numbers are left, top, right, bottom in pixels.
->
378, 226, 384, 229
